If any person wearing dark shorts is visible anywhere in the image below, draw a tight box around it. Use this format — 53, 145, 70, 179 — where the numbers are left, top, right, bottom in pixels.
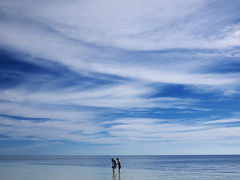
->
116, 158, 121, 173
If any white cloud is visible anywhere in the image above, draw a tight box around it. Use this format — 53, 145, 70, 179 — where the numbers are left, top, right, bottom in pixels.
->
1, 0, 240, 152
0, 100, 95, 122
1, 0, 239, 50
0, 116, 104, 142
2, 107, 240, 145
0, 82, 202, 109
0, 0, 240, 95
105, 117, 240, 143
204, 118, 240, 124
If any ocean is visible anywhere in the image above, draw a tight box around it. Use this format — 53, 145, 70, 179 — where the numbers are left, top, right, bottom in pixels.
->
0, 155, 240, 180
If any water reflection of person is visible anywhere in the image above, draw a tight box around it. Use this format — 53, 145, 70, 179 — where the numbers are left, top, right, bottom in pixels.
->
118, 172, 121, 180
112, 172, 116, 180
112, 170, 120, 180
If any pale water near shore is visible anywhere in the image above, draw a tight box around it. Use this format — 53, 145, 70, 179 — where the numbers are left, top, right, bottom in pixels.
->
1, 155, 240, 180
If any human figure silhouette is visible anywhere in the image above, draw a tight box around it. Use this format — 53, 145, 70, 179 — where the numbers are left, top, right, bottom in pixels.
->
111, 158, 117, 173
116, 157, 121, 174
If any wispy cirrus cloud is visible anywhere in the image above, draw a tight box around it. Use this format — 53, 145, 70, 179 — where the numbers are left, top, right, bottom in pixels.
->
3, 115, 240, 145
2, 0, 239, 50
1, 0, 240, 154
0, 0, 240, 94
0, 116, 103, 142
204, 118, 240, 124
0, 81, 206, 111
103, 117, 240, 143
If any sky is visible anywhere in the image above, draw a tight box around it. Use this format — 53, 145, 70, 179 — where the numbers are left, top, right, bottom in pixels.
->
0, 0, 240, 155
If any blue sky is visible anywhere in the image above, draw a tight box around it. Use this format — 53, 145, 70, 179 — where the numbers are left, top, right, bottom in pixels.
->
1, 0, 240, 155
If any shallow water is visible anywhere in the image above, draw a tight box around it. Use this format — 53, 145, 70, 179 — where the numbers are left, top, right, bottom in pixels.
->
1, 155, 240, 180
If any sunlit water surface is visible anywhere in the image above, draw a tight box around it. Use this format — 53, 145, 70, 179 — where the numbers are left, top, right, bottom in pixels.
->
1, 155, 240, 180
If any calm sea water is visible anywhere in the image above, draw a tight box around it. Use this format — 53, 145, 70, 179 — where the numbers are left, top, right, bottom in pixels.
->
1, 155, 240, 180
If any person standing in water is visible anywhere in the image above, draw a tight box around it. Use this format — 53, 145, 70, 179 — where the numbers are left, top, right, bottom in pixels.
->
111, 158, 117, 173
116, 158, 121, 173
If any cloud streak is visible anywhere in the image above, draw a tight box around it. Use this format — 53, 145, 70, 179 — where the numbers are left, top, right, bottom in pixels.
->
0, 0, 240, 154
2, 0, 239, 50
0, 0, 240, 94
